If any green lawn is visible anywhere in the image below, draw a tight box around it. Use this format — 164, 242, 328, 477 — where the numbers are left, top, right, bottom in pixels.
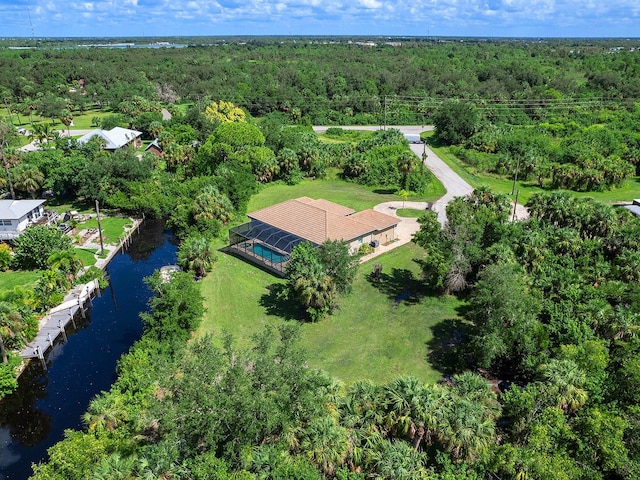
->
248, 172, 445, 213
198, 243, 465, 385
396, 208, 428, 218
79, 217, 132, 244
45, 198, 95, 215
0, 270, 41, 292
75, 248, 97, 266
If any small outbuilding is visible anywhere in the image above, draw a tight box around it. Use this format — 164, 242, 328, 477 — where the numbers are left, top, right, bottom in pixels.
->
144, 138, 164, 157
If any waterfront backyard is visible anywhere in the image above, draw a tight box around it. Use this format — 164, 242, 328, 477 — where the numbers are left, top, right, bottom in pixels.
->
199, 241, 466, 385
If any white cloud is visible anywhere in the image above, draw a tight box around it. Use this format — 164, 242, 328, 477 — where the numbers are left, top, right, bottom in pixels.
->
359, 0, 382, 9
2, 0, 638, 37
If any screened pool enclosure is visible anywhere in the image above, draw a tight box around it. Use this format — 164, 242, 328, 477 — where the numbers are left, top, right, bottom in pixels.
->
229, 220, 314, 275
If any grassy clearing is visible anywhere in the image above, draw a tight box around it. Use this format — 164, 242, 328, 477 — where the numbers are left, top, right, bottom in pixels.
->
75, 248, 97, 266
79, 217, 132, 244
396, 208, 428, 218
0, 270, 41, 291
248, 172, 445, 213
46, 198, 95, 215
198, 243, 465, 385
318, 129, 374, 144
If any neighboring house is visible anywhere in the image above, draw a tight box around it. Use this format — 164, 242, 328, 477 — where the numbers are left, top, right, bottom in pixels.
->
229, 197, 400, 275
76, 127, 142, 151
144, 138, 164, 157
0, 199, 50, 241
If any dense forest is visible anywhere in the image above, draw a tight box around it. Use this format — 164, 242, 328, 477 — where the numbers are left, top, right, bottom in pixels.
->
0, 37, 639, 479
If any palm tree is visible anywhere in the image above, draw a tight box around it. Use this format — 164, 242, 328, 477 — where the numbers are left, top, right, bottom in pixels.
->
540, 359, 588, 413
177, 234, 215, 279
15, 165, 44, 198
397, 151, 418, 189
192, 185, 234, 225
372, 439, 430, 480
293, 265, 335, 322
30, 122, 53, 147
440, 397, 496, 462
48, 249, 83, 284
277, 147, 299, 174
82, 393, 126, 433
58, 109, 73, 136
148, 120, 164, 139
300, 416, 349, 476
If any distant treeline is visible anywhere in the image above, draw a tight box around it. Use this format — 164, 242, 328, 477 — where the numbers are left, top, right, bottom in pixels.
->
2, 37, 640, 125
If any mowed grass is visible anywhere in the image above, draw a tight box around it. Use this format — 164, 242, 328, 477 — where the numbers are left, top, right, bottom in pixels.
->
0, 270, 41, 291
396, 208, 428, 218
75, 248, 97, 266
248, 172, 445, 213
80, 217, 132, 244
198, 243, 465, 385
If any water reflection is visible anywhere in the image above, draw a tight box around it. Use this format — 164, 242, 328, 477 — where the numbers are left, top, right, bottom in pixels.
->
0, 219, 177, 479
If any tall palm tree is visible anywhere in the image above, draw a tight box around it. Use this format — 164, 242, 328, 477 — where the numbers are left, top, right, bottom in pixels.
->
397, 151, 418, 189
58, 109, 73, 137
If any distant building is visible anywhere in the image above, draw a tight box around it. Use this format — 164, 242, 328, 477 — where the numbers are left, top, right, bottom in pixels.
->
0, 199, 50, 241
76, 127, 142, 151
144, 138, 164, 157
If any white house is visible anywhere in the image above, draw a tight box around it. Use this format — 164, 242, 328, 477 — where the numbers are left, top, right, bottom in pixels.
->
0, 199, 47, 240
76, 127, 142, 151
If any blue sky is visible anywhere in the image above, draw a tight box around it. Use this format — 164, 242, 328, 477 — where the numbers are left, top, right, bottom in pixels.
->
0, 0, 639, 38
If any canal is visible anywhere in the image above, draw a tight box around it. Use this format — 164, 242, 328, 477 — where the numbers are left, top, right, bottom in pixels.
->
0, 219, 177, 479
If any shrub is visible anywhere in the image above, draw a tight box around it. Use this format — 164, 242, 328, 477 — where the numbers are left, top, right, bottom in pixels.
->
0, 244, 12, 271
13, 226, 72, 270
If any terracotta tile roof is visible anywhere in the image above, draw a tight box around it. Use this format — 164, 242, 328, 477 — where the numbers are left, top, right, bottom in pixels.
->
348, 209, 401, 231
296, 197, 356, 216
247, 198, 399, 244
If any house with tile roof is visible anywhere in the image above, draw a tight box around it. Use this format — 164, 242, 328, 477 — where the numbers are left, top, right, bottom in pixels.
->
0, 199, 49, 240
76, 127, 142, 151
229, 197, 399, 275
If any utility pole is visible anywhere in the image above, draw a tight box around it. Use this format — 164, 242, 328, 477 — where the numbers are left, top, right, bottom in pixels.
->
511, 155, 521, 196
383, 96, 387, 130
95, 200, 105, 256
512, 189, 520, 222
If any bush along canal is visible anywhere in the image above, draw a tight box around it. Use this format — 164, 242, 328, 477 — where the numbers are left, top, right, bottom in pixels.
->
0, 219, 178, 480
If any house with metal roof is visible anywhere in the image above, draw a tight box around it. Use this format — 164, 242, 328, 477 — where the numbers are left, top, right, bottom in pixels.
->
229, 197, 399, 275
76, 127, 142, 151
144, 138, 164, 157
0, 199, 48, 240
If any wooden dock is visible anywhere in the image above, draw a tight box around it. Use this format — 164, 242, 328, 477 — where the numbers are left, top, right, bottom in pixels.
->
20, 279, 100, 368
